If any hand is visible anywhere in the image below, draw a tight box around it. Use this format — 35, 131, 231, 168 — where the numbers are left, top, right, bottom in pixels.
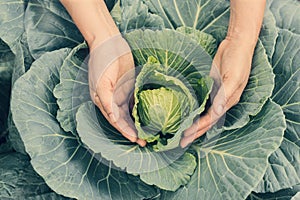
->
89, 35, 146, 147
180, 38, 255, 148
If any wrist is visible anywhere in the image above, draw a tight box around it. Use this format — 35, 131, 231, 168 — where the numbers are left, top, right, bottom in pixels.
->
225, 30, 259, 50
89, 28, 120, 51
221, 35, 257, 58
226, 0, 266, 50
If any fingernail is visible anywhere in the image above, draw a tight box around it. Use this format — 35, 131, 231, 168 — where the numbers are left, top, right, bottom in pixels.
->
180, 139, 190, 148
137, 139, 146, 147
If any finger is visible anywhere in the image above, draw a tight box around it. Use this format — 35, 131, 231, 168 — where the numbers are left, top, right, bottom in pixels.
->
115, 102, 139, 142
113, 110, 146, 147
184, 86, 226, 137
137, 138, 147, 147
96, 90, 146, 146
113, 69, 135, 106
97, 78, 120, 123
184, 76, 245, 139
182, 80, 244, 148
180, 125, 211, 148
113, 115, 137, 142
94, 94, 108, 119
184, 114, 211, 137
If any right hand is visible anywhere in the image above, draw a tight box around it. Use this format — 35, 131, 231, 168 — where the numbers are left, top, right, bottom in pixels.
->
181, 37, 255, 148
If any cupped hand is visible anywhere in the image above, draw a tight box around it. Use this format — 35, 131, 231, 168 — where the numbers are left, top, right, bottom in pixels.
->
89, 35, 146, 147
180, 38, 255, 148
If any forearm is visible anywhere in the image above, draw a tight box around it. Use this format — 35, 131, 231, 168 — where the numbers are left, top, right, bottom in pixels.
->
60, 0, 119, 49
227, 0, 266, 48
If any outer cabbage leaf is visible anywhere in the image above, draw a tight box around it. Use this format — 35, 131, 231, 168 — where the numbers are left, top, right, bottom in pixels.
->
247, 184, 300, 200
124, 29, 212, 89
0, 33, 34, 155
0, 152, 70, 199
54, 43, 90, 134
292, 192, 300, 200
24, 0, 84, 59
11, 48, 158, 199
24, 0, 116, 59
0, 0, 26, 51
176, 26, 217, 57
256, 29, 300, 193
143, 0, 230, 43
77, 101, 197, 191
120, 0, 164, 32
110, 1, 121, 25
259, 4, 278, 61
6, 33, 34, 155
268, 0, 300, 35
160, 100, 285, 200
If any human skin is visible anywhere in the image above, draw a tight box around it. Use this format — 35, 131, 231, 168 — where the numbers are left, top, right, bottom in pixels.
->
181, 0, 266, 147
60, 0, 266, 148
60, 0, 146, 146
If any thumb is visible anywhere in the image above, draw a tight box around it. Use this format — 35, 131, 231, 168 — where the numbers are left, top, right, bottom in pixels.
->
182, 81, 236, 140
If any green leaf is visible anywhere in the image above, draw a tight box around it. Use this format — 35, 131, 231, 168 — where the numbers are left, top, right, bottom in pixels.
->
176, 26, 217, 57
160, 100, 285, 200
0, 0, 26, 51
268, 0, 300, 35
7, 33, 34, 155
256, 29, 300, 193
247, 184, 300, 200
120, 0, 164, 32
137, 87, 191, 136
11, 48, 158, 199
124, 29, 213, 89
110, 0, 121, 25
26, 193, 72, 200
25, 0, 84, 59
0, 152, 69, 199
259, 4, 278, 61
143, 0, 230, 42
292, 192, 300, 200
54, 43, 90, 134
76, 101, 197, 191
132, 55, 213, 151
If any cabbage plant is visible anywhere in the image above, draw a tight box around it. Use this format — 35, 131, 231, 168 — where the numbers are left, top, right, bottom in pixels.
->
0, 0, 299, 199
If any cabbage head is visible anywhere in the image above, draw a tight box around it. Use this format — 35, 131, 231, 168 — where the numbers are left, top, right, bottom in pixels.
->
133, 56, 212, 151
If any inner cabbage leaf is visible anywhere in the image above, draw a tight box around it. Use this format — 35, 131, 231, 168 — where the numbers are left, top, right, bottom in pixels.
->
133, 56, 212, 151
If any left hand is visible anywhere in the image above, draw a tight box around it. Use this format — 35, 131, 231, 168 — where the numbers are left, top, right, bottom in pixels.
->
180, 37, 255, 148
89, 36, 146, 147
